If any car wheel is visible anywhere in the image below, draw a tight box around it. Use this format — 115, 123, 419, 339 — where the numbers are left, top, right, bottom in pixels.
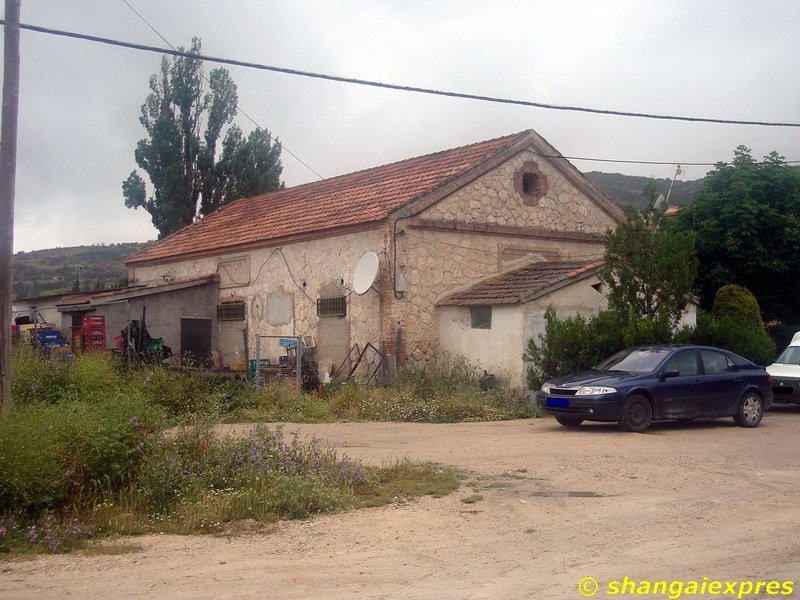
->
733, 392, 763, 428
618, 394, 652, 432
555, 416, 584, 427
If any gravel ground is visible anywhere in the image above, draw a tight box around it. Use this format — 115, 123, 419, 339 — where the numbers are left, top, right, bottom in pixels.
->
2, 406, 799, 600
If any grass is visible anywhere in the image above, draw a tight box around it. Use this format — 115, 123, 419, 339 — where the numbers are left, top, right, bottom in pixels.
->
232, 355, 539, 424
0, 348, 534, 554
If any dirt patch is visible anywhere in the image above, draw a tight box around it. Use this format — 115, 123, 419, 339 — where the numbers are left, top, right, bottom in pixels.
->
3, 408, 800, 599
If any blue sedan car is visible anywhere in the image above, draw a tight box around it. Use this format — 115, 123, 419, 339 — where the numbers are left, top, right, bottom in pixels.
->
536, 345, 773, 432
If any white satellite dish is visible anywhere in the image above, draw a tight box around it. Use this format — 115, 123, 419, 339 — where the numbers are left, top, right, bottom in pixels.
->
653, 193, 666, 211
353, 251, 379, 295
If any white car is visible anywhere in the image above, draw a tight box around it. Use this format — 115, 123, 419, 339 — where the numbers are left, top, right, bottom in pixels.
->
767, 331, 800, 405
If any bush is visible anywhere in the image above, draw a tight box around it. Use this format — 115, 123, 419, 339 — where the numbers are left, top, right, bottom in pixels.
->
692, 313, 775, 365
524, 307, 675, 390
692, 285, 775, 364
711, 284, 765, 333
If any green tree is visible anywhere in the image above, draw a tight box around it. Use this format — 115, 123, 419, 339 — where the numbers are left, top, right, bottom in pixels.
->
123, 38, 283, 238
673, 146, 800, 322
599, 205, 698, 328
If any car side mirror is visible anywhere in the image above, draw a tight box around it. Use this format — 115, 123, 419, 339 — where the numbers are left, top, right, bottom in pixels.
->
660, 369, 680, 381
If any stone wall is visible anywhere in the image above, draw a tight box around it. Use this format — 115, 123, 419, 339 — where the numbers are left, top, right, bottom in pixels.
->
422, 150, 618, 234
393, 152, 615, 363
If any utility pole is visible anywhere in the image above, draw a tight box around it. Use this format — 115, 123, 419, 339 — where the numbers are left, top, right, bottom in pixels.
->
0, 0, 21, 410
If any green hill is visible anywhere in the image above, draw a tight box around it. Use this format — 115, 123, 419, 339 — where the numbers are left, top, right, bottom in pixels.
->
586, 171, 705, 209
12, 243, 146, 300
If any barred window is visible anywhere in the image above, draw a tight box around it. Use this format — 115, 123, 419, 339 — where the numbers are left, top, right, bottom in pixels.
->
217, 301, 246, 321
317, 296, 347, 317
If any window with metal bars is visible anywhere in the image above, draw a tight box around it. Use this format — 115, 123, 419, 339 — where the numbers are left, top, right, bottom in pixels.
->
317, 296, 347, 317
217, 301, 246, 321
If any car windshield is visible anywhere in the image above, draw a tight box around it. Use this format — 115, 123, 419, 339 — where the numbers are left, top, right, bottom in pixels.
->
596, 347, 673, 374
774, 346, 800, 365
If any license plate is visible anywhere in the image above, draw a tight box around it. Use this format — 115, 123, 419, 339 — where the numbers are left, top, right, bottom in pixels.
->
546, 398, 569, 408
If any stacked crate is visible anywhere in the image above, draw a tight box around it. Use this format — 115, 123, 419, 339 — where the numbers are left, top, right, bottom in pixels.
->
82, 315, 107, 351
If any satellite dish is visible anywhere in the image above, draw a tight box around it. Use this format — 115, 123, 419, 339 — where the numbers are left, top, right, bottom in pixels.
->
353, 252, 379, 295
653, 194, 666, 211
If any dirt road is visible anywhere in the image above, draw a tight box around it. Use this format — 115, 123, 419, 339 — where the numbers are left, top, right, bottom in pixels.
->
3, 408, 800, 599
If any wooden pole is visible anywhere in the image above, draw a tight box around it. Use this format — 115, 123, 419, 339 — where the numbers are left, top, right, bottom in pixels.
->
0, 0, 21, 411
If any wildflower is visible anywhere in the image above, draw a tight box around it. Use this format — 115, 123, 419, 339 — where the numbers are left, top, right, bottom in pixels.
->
129, 415, 140, 427
27, 526, 38, 544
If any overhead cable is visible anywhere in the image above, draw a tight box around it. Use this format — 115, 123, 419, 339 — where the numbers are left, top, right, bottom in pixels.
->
8, 20, 800, 129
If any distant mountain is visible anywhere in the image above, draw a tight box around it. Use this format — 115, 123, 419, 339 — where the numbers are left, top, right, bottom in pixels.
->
12, 243, 146, 300
586, 171, 705, 209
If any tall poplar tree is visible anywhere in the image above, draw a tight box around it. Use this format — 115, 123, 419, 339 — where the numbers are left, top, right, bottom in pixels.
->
123, 38, 283, 238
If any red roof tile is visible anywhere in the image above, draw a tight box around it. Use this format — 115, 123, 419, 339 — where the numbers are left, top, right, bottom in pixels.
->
438, 260, 604, 306
128, 131, 532, 265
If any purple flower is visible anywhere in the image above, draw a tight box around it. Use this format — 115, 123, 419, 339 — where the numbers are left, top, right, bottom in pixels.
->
27, 526, 38, 544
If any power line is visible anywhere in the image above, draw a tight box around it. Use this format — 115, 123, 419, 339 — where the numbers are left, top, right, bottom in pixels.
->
531, 152, 800, 167
9, 19, 800, 129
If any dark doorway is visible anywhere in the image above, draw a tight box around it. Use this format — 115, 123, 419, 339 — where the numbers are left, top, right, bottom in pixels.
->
180, 317, 212, 367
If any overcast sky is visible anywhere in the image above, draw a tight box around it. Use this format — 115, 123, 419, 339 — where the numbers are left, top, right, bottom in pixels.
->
5, 0, 800, 252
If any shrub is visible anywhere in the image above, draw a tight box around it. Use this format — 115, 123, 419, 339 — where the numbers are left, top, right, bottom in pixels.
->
692, 313, 775, 365
524, 307, 675, 390
691, 285, 775, 364
711, 284, 765, 333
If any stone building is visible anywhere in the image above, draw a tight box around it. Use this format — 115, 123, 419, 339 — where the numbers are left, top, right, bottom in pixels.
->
124, 129, 625, 390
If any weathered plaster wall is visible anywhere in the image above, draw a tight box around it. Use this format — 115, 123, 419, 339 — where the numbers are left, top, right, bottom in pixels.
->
130, 229, 387, 370
437, 305, 523, 388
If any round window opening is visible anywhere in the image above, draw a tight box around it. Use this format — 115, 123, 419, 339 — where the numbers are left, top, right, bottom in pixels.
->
515, 162, 548, 205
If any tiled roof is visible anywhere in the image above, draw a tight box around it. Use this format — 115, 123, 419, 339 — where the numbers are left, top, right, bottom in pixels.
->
127, 131, 532, 265
437, 260, 604, 306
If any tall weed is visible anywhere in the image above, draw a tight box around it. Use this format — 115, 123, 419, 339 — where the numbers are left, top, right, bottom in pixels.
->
0, 397, 159, 512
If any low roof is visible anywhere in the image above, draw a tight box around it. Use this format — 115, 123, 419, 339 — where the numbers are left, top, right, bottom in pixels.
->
128, 129, 622, 266
57, 275, 218, 311
437, 260, 604, 307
